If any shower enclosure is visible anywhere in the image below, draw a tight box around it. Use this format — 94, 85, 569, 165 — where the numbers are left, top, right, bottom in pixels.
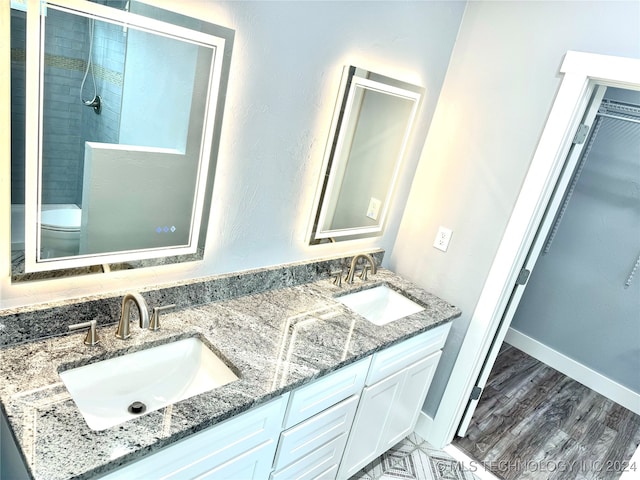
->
11, 5, 126, 208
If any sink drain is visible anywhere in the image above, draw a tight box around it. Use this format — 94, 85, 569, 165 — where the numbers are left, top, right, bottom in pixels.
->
127, 401, 147, 415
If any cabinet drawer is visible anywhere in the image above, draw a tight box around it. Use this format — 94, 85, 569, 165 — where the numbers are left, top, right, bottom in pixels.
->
284, 357, 369, 428
366, 323, 450, 386
198, 440, 276, 480
100, 394, 288, 480
274, 395, 358, 471
271, 432, 347, 480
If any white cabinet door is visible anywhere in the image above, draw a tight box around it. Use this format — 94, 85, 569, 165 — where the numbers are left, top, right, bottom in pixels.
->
379, 351, 442, 450
338, 369, 404, 479
337, 351, 443, 480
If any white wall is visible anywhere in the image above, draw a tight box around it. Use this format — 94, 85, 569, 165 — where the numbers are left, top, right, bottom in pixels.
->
389, 0, 640, 416
0, 1, 465, 308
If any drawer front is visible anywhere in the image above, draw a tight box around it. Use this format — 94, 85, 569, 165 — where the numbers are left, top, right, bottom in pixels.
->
101, 394, 289, 480
284, 357, 369, 428
366, 323, 450, 386
274, 395, 358, 471
271, 432, 348, 480
198, 440, 276, 480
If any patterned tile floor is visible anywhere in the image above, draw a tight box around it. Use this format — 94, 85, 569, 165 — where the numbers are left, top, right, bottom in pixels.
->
351, 433, 480, 480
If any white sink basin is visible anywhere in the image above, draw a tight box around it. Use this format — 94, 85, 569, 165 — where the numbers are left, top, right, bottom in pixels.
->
337, 285, 425, 326
59, 337, 238, 431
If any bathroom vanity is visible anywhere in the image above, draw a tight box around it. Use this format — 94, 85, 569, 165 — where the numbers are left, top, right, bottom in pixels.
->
0, 257, 460, 480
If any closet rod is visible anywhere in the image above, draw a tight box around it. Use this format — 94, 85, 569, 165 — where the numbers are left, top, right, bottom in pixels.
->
596, 112, 640, 125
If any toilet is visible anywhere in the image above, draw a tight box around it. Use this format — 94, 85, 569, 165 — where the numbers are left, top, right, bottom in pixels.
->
40, 205, 82, 258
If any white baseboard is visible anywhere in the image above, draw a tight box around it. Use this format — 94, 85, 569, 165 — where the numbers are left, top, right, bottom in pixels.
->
505, 328, 640, 415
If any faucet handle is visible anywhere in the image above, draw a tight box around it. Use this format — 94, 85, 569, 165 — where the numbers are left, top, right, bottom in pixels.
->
330, 269, 343, 287
359, 265, 370, 281
69, 320, 100, 346
149, 304, 176, 331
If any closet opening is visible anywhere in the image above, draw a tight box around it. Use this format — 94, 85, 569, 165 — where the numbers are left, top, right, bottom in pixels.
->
453, 83, 640, 479
424, 51, 640, 478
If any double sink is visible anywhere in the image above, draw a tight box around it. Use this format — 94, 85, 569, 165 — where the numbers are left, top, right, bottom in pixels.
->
58, 283, 425, 431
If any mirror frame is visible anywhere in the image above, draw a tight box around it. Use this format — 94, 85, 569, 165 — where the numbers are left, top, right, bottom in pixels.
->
11, 0, 234, 281
308, 65, 423, 244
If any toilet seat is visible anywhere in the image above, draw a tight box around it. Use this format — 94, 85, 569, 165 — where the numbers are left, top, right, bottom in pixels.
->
41, 208, 82, 232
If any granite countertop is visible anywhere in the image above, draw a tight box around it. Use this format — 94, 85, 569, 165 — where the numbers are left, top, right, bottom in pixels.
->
0, 268, 460, 480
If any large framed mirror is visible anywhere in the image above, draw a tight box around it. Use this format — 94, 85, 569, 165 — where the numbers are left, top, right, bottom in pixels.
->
308, 66, 423, 244
10, 0, 233, 281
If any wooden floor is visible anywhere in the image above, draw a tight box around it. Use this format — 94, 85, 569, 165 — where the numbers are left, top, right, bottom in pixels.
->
453, 345, 640, 480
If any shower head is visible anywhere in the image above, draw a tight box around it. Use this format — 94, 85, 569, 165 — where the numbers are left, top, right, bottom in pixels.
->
84, 95, 101, 115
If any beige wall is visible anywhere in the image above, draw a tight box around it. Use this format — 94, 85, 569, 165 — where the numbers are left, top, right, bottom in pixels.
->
390, 0, 640, 415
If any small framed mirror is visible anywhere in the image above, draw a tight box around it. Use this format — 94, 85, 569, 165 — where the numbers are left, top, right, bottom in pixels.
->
309, 66, 423, 244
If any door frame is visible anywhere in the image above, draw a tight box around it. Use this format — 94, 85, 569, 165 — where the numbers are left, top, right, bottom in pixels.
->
425, 51, 640, 449
456, 84, 608, 437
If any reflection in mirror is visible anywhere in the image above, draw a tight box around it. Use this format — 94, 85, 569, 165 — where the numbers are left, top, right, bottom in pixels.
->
309, 66, 423, 244
38, 11, 210, 259
10, 1, 234, 281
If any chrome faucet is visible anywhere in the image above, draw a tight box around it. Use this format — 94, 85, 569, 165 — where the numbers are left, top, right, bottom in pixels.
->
345, 253, 377, 284
115, 293, 149, 340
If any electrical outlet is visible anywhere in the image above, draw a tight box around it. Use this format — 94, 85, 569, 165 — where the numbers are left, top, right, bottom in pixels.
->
366, 197, 382, 220
433, 226, 453, 252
